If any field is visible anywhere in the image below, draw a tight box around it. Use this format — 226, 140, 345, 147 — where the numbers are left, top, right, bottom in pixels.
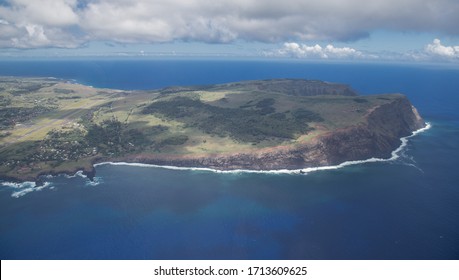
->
0, 77, 401, 180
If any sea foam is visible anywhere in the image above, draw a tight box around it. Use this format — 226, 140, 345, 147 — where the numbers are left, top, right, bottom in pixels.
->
63, 170, 103, 186
0, 181, 53, 198
95, 122, 432, 175
85, 176, 103, 186
63, 170, 88, 179
1, 170, 96, 198
0, 123, 431, 198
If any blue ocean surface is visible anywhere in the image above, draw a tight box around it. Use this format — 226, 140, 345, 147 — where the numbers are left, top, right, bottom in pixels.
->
0, 59, 458, 259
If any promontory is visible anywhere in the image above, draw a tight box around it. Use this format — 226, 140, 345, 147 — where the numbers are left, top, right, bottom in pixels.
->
0, 77, 425, 181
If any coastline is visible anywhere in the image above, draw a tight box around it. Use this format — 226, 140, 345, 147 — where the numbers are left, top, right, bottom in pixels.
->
94, 122, 431, 175
1, 122, 431, 196
0, 76, 429, 185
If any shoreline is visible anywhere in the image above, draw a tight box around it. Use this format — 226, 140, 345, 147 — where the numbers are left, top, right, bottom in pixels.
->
1, 122, 431, 189
1, 76, 427, 183
94, 122, 431, 175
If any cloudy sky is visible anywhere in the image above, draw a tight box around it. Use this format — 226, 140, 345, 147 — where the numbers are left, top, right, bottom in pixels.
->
0, 0, 458, 62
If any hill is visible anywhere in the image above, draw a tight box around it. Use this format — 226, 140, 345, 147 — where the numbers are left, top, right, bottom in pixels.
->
0, 77, 425, 181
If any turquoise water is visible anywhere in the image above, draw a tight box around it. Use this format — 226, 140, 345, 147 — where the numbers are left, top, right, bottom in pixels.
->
0, 60, 458, 259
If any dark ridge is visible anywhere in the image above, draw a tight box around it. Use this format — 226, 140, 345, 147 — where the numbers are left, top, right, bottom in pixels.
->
251, 79, 358, 96
159, 78, 358, 97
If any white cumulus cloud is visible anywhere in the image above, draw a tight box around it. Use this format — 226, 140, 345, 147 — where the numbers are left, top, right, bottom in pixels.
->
0, 0, 82, 48
8, 0, 79, 27
425, 39, 459, 59
0, 0, 458, 48
277, 42, 365, 59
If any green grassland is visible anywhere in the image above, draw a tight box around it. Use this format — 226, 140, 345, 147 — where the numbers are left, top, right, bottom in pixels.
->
0, 77, 401, 180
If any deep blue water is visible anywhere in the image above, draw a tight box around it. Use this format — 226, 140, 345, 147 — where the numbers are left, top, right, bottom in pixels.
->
0, 59, 458, 259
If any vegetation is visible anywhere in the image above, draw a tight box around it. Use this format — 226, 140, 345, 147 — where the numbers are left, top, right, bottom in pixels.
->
54, 88, 75, 94
0, 95, 11, 106
143, 96, 321, 143
353, 98, 369, 103
34, 128, 92, 162
9, 82, 56, 96
0, 77, 401, 180
86, 118, 150, 155
0, 106, 52, 129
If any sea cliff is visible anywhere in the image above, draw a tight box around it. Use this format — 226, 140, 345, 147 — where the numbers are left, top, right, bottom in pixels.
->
0, 77, 426, 181
116, 95, 426, 170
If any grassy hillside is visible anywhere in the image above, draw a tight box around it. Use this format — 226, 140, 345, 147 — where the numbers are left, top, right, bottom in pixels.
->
0, 77, 402, 180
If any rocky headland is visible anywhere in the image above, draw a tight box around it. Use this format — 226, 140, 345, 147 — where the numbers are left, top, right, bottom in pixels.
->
0, 77, 426, 181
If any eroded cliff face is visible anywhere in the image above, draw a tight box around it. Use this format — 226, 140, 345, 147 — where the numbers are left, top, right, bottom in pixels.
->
319, 96, 425, 165
1, 78, 426, 182
119, 95, 425, 170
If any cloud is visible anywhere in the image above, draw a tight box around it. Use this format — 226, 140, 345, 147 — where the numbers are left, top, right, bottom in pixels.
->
9, 0, 79, 27
78, 0, 459, 43
425, 39, 459, 59
0, 0, 82, 48
274, 42, 367, 59
0, 0, 459, 48
273, 39, 459, 62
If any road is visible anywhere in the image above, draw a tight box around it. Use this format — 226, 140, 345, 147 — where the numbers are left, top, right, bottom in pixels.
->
0, 99, 106, 153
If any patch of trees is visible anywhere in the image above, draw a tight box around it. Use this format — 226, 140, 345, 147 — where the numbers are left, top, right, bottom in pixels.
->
0, 131, 11, 138
0, 106, 51, 129
292, 108, 324, 122
54, 88, 76, 94
57, 96, 81, 100
148, 125, 169, 134
255, 98, 276, 115
156, 135, 189, 149
353, 98, 369, 103
142, 97, 322, 143
86, 118, 150, 155
239, 98, 275, 114
34, 129, 92, 162
27, 120, 173, 163
9, 83, 55, 96
86, 119, 186, 154
0, 95, 11, 106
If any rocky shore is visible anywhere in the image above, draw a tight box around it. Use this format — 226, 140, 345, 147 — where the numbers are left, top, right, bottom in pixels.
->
0, 78, 426, 183
107, 96, 426, 172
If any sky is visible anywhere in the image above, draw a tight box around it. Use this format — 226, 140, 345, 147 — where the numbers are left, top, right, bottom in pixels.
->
0, 0, 458, 63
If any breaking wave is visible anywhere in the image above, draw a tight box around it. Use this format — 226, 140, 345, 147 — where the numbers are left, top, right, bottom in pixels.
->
85, 176, 103, 186
0, 181, 53, 198
0, 123, 431, 198
63, 170, 88, 179
64, 170, 102, 186
1, 170, 103, 198
95, 122, 432, 175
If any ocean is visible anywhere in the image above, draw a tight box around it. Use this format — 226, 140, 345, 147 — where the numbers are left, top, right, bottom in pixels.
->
0, 59, 458, 259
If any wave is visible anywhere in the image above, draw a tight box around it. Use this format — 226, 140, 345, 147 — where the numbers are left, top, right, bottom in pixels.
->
85, 176, 103, 186
1, 170, 100, 198
95, 122, 432, 175
0, 123, 431, 198
63, 170, 103, 186
63, 170, 88, 179
0, 181, 53, 198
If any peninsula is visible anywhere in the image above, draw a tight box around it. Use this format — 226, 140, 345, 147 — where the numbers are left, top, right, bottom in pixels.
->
0, 77, 425, 181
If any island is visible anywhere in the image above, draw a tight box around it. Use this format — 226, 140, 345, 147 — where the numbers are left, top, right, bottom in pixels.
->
0, 77, 425, 181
